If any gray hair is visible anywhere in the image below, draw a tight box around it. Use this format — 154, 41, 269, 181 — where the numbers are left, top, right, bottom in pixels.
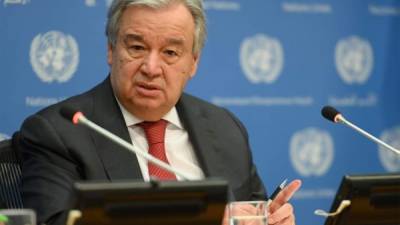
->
106, 0, 206, 54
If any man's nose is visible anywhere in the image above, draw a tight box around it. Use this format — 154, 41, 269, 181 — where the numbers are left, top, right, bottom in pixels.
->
140, 52, 162, 77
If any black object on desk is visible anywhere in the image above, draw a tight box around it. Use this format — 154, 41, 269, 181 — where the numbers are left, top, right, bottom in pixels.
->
72, 179, 228, 225
324, 173, 400, 225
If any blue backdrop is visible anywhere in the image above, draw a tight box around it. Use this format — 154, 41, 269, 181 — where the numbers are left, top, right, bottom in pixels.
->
1, 1, 400, 224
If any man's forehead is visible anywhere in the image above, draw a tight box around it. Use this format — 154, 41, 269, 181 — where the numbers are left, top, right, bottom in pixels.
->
123, 33, 186, 45
119, 3, 195, 33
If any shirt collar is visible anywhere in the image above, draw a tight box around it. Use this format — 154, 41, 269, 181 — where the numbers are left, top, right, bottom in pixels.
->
116, 97, 183, 129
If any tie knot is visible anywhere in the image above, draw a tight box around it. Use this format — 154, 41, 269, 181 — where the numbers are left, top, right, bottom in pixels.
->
139, 120, 167, 145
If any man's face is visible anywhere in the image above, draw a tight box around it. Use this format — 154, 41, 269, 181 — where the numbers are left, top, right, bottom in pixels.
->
108, 3, 199, 121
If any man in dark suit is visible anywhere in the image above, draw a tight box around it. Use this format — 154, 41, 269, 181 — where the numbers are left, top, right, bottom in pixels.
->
17, 1, 301, 225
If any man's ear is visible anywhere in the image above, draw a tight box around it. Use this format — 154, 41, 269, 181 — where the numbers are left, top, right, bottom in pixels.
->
189, 53, 200, 78
107, 43, 113, 66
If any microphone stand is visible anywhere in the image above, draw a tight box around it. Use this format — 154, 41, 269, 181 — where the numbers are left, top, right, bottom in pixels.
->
335, 114, 400, 155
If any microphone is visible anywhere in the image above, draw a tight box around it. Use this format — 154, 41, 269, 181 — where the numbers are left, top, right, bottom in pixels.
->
321, 105, 400, 155
59, 106, 193, 180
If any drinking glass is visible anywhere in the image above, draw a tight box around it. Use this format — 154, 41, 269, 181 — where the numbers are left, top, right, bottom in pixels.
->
228, 201, 268, 225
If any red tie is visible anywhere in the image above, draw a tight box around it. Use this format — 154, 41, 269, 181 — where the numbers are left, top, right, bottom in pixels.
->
139, 120, 177, 180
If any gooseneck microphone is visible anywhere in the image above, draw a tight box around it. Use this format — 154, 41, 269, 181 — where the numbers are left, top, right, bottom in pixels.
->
321, 105, 400, 155
59, 106, 193, 180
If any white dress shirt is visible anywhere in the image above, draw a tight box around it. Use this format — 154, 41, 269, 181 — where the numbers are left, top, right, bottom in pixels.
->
117, 101, 205, 181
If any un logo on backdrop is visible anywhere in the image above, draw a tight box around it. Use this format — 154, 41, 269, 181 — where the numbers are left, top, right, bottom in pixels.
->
3, 0, 30, 6
240, 34, 284, 84
290, 127, 334, 177
105, 0, 113, 7
0, 133, 10, 141
30, 31, 79, 83
378, 127, 400, 172
335, 36, 373, 84
85, 0, 112, 7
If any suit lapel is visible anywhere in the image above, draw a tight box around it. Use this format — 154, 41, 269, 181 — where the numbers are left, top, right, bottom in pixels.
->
87, 83, 223, 180
176, 94, 224, 178
89, 77, 143, 181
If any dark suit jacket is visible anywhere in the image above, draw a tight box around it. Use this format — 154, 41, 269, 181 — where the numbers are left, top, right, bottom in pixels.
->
17, 77, 266, 225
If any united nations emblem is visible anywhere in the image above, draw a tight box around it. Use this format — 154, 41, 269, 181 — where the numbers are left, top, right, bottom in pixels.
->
290, 127, 334, 177
30, 31, 79, 83
335, 36, 373, 84
240, 34, 284, 84
378, 127, 400, 172
0, 133, 10, 141
3, 0, 30, 6
85, 0, 96, 7
105, 0, 113, 7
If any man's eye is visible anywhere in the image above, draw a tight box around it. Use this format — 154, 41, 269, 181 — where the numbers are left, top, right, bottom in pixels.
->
164, 50, 178, 57
130, 45, 145, 51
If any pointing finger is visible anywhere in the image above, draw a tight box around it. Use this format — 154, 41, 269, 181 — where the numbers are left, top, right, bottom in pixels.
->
269, 179, 301, 213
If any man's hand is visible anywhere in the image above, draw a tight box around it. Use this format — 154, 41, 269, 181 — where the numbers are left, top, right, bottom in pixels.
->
267, 179, 302, 225
222, 202, 258, 225
221, 179, 302, 225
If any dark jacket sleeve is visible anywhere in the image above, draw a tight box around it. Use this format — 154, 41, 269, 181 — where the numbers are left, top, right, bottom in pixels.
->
18, 114, 80, 225
223, 108, 267, 201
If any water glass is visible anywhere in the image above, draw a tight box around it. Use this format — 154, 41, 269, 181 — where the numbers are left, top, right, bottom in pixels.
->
228, 200, 268, 225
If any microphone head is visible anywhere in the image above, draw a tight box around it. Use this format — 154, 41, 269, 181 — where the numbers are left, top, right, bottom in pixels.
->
321, 105, 341, 123
59, 106, 82, 124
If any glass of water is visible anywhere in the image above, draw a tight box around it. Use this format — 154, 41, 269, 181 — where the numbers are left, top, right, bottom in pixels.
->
228, 201, 268, 225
